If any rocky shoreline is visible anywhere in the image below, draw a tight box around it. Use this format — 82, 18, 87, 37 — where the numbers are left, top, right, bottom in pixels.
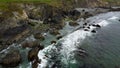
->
0, 1, 120, 68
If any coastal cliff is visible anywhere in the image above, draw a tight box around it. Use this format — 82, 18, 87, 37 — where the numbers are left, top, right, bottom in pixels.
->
0, 0, 120, 68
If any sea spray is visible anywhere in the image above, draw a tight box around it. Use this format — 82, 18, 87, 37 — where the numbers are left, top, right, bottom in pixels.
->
37, 12, 120, 68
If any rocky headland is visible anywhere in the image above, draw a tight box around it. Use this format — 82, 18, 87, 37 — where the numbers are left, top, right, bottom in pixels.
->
0, 0, 120, 68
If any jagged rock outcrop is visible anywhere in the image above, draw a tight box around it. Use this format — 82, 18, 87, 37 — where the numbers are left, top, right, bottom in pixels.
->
0, 25, 30, 45
0, 48, 21, 67
28, 46, 44, 61
28, 46, 44, 68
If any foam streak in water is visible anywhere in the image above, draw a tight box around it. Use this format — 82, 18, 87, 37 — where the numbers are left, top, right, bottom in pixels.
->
37, 14, 119, 68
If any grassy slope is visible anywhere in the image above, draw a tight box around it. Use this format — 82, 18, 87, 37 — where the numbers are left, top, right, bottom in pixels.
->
0, 0, 63, 11
0, 0, 119, 18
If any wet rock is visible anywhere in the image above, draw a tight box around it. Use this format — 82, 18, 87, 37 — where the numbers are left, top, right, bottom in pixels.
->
82, 26, 85, 28
56, 35, 63, 40
34, 33, 45, 41
119, 19, 120, 22
49, 29, 60, 35
69, 21, 79, 26
92, 24, 101, 28
92, 24, 96, 27
91, 30, 96, 33
96, 24, 101, 28
51, 40, 57, 44
84, 28, 89, 31
32, 59, 41, 68
28, 46, 44, 61
87, 26, 90, 29
82, 9, 85, 12
0, 48, 21, 67
21, 41, 40, 48
83, 23, 87, 26
76, 47, 88, 58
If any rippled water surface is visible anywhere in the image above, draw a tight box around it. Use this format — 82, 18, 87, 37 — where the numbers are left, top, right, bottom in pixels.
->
37, 12, 120, 68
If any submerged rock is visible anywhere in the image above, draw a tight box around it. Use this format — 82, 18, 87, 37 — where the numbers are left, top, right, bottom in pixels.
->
91, 30, 96, 33
87, 26, 90, 29
56, 35, 63, 40
83, 23, 87, 26
0, 48, 21, 67
84, 28, 89, 31
96, 24, 101, 28
92, 24, 101, 28
118, 19, 120, 22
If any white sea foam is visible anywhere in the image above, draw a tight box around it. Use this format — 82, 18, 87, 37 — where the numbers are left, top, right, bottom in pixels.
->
108, 16, 119, 20
97, 20, 109, 27
59, 19, 111, 65
37, 13, 119, 68
37, 44, 56, 68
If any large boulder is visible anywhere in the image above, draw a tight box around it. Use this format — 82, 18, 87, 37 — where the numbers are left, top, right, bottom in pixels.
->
28, 46, 44, 61
0, 48, 21, 67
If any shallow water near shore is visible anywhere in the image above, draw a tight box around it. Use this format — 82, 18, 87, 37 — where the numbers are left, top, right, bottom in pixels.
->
37, 12, 120, 68
77, 12, 120, 68
0, 11, 120, 68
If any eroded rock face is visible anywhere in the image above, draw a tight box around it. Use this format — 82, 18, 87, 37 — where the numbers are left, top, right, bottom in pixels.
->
0, 48, 21, 67
28, 47, 39, 61
27, 44, 44, 68
0, 25, 30, 45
